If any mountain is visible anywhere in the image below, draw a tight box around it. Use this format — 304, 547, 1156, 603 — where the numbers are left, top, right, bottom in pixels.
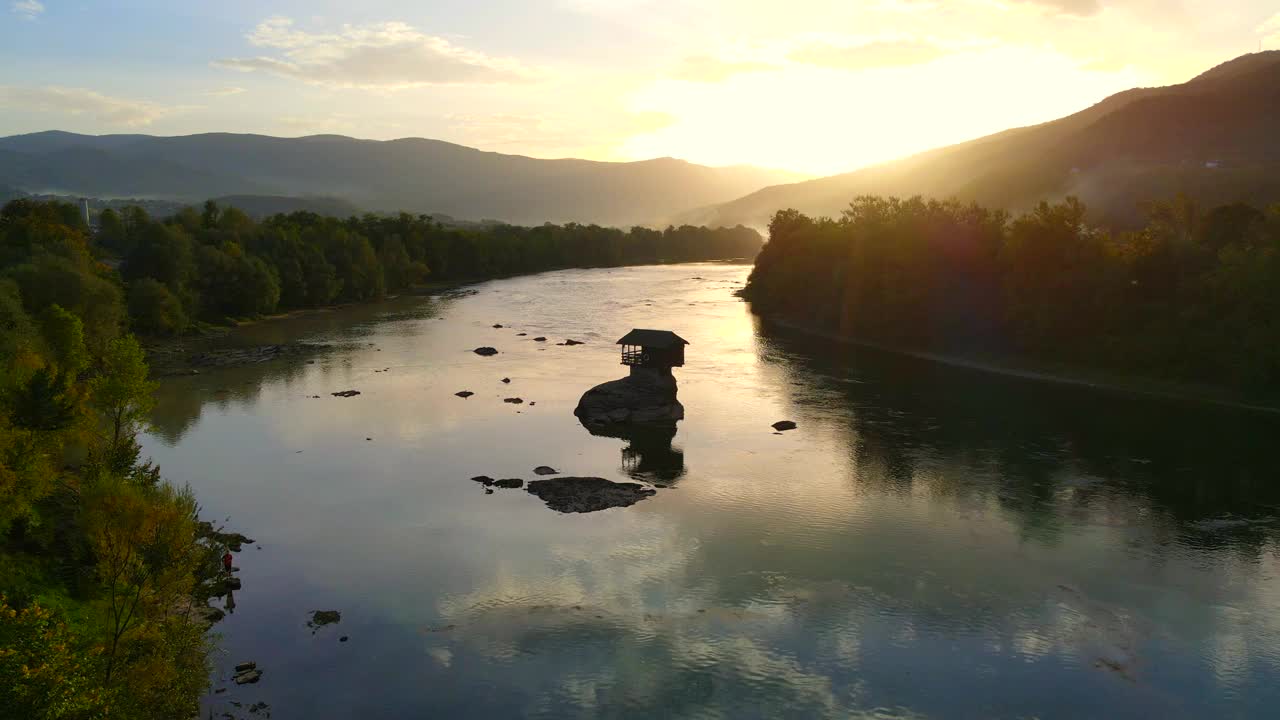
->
0, 131, 804, 226
691, 51, 1280, 230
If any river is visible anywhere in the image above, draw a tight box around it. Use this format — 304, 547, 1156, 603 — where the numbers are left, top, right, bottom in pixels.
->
142, 263, 1280, 719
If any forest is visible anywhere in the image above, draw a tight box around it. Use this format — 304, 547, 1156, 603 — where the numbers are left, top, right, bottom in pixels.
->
743, 195, 1280, 395
89, 200, 761, 335
0, 197, 759, 717
1, 200, 219, 719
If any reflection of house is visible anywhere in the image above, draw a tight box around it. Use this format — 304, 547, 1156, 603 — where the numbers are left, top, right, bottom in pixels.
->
618, 329, 688, 375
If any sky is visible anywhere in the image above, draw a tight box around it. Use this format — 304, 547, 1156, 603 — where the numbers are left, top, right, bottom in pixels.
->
1, 0, 1278, 176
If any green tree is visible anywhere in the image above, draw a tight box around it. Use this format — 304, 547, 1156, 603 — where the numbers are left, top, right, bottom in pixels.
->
89, 336, 156, 463
127, 279, 188, 336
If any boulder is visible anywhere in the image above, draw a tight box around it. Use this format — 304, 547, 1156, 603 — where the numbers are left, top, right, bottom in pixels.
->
492, 478, 524, 489
492, 324, 504, 328
501, 377, 511, 383
526, 477, 657, 513
473, 347, 499, 356
574, 368, 683, 428
504, 397, 524, 404
517, 333, 527, 337
471, 475, 496, 486
533, 466, 559, 475
224, 577, 242, 591
533, 337, 547, 342
234, 669, 262, 685
455, 391, 474, 398
772, 420, 797, 431
234, 661, 257, 673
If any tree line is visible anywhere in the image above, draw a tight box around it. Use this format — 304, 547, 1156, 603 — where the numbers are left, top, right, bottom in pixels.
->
743, 195, 1280, 394
88, 200, 761, 335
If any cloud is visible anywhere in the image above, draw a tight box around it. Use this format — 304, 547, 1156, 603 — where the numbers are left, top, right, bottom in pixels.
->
205, 86, 246, 97
10, 0, 43, 20
672, 55, 776, 83
0, 86, 180, 126
214, 16, 535, 89
789, 39, 949, 69
1261, 12, 1280, 46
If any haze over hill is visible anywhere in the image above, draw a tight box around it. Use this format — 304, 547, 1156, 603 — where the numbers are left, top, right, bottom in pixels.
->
691, 51, 1280, 230
0, 132, 804, 227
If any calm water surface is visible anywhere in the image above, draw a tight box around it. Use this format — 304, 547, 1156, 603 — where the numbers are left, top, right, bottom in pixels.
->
142, 263, 1280, 719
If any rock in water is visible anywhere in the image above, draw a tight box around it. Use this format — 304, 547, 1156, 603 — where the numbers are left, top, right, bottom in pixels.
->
772, 420, 797, 431
533, 337, 547, 342
455, 391, 474, 398
533, 466, 559, 475
504, 397, 524, 404
308, 610, 342, 628
526, 477, 657, 513
473, 347, 499, 356
575, 367, 683, 428
563, 339, 584, 346
331, 390, 361, 397
492, 478, 524, 489
234, 669, 262, 685
234, 661, 257, 673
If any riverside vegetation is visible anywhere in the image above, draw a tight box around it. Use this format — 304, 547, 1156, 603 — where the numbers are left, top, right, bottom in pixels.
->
743, 195, 1280, 398
92, 199, 761, 335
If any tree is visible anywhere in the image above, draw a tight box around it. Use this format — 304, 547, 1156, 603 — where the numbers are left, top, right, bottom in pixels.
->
89, 336, 156, 463
127, 279, 188, 336
82, 478, 202, 686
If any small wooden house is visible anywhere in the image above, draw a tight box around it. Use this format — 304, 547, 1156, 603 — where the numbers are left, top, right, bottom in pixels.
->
617, 329, 688, 372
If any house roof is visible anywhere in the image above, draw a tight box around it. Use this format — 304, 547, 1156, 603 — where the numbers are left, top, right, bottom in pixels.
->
616, 329, 689, 348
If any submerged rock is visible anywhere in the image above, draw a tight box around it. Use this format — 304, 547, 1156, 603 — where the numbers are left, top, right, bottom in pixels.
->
575, 367, 683, 428
527, 477, 657, 513
308, 610, 342, 628
473, 347, 499, 356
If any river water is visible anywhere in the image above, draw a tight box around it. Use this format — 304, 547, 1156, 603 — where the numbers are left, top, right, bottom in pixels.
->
143, 263, 1280, 719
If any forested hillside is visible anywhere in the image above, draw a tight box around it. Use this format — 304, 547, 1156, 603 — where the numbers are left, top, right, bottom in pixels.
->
0, 200, 220, 718
0, 132, 803, 227
743, 194, 1280, 395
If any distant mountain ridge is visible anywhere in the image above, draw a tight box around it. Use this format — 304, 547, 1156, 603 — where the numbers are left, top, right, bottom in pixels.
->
0, 131, 805, 227
689, 51, 1280, 229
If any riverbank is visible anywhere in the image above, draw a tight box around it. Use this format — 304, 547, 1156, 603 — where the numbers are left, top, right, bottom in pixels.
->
759, 314, 1280, 416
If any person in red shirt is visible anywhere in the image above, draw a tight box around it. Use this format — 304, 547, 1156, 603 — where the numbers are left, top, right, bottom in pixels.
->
222, 551, 234, 573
